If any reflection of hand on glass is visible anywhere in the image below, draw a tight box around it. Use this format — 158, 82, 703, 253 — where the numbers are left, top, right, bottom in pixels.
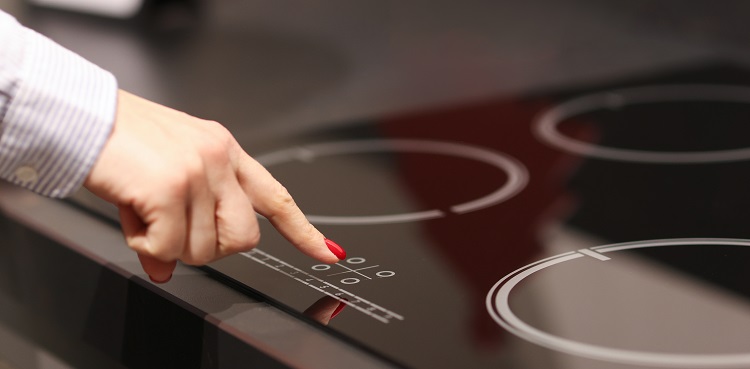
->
0, 10, 345, 283
303, 296, 347, 325
28, 0, 144, 18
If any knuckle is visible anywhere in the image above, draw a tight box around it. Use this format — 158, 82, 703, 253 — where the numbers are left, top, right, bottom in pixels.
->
239, 231, 262, 251
197, 125, 234, 165
184, 148, 212, 175
179, 254, 198, 265
182, 251, 213, 266
245, 231, 261, 249
198, 139, 224, 160
302, 222, 319, 241
183, 231, 219, 266
202, 121, 233, 144
213, 122, 235, 143
180, 235, 217, 265
222, 229, 260, 254
295, 222, 320, 249
270, 184, 296, 212
161, 170, 191, 196
146, 244, 181, 263
125, 237, 149, 255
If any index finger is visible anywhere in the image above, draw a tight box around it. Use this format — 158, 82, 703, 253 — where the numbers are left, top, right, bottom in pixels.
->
236, 153, 343, 264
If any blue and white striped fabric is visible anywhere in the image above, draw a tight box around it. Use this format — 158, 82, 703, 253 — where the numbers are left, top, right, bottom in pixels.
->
0, 10, 117, 198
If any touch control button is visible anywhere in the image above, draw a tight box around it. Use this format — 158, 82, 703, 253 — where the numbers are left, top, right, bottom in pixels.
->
14, 165, 39, 183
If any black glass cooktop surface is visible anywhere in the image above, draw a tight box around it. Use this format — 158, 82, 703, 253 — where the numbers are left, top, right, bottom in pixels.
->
207, 64, 750, 369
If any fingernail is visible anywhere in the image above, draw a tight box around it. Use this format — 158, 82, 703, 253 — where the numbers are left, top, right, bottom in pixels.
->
324, 238, 346, 260
331, 299, 347, 319
149, 273, 172, 283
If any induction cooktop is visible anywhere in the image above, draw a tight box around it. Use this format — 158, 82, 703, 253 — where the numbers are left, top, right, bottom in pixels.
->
206, 64, 750, 369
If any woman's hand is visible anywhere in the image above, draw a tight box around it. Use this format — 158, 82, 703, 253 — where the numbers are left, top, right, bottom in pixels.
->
84, 90, 342, 282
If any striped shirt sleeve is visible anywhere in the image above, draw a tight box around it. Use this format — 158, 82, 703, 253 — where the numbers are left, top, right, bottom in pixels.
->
0, 10, 117, 198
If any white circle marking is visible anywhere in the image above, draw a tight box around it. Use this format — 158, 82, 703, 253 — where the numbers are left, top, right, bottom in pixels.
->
256, 139, 529, 225
533, 85, 750, 163
376, 271, 396, 278
486, 238, 750, 368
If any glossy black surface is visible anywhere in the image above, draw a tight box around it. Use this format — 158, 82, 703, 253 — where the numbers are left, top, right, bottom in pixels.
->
208, 64, 750, 368
0, 211, 292, 369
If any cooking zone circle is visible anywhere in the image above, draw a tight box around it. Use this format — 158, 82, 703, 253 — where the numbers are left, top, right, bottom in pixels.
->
486, 238, 750, 368
255, 139, 528, 225
534, 85, 750, 163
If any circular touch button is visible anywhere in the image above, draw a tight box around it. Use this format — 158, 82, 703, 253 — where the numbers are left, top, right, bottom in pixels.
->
486, 238, 750, 368
256, 139, 528, 225
534, 85, 750, 164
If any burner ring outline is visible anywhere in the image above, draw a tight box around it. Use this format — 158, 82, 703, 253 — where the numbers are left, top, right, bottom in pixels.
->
256, 139, 528, 225
486, 238, 750, 368
534, 84, 750, 163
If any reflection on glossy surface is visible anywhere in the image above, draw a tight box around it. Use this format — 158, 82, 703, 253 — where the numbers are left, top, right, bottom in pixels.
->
256, 139, 529, 224
303, 296, 347, 326
489, 239, 750, 368
534, 84, 750, 163
209, 65, 750, 368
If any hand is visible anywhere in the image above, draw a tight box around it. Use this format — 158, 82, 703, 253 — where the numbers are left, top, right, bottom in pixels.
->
84, 90, 342, 282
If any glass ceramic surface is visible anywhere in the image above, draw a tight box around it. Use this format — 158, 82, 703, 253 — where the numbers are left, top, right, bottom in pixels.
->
208, 64, 750, 369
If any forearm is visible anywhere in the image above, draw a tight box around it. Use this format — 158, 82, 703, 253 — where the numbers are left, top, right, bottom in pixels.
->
0, 10, 117, 198
0, 9, 342, 280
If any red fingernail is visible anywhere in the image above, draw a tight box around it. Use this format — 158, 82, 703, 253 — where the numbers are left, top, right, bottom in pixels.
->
149, 274, 172, 283
331, 299, 347, 319
325, 238, 346, 260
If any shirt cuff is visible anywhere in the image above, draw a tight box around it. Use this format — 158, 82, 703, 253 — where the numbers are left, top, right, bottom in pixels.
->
0, 16, 117, 198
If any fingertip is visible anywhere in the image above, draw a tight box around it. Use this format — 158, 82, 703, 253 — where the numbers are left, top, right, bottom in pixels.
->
295, 234, 342, 264
138, 253, 177, 283
307, 237, 344, 264
324, 238, 347, 260
149, 273, 173, 284
302, 226, 343, 264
